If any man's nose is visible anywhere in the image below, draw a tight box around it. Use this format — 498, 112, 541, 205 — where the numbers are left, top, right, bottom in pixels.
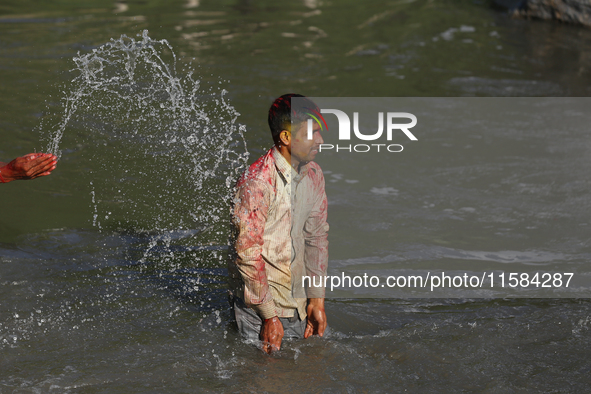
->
314, 132, 324, 144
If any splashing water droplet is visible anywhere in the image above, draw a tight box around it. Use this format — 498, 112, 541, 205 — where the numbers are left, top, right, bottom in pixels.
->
40, 30, 249, 270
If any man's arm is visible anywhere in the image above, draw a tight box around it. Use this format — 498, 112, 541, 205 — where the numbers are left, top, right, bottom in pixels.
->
232, 178, 283, 352
0, 153, 57, 183
233, 178, 275, 317
303, 167, 329, 338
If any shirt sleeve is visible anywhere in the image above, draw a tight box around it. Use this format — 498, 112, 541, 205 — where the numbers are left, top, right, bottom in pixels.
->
303, 168, 329, 298
232, 178, 277, 319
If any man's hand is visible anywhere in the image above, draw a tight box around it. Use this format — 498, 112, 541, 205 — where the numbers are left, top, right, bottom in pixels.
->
304, 298, 327, 338
0, 153, 57, 183
260, 316, 284, 354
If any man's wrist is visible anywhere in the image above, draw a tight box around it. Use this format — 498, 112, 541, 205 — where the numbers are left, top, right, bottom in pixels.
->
307, 298, 325, 307
264, 316, 279, 324
0, 165, 12, 183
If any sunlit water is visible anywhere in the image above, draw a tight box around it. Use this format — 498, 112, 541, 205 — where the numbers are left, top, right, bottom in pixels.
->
1, 1, 591, 392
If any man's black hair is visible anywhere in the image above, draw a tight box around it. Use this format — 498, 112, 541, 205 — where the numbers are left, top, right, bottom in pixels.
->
268, 93, 319, 146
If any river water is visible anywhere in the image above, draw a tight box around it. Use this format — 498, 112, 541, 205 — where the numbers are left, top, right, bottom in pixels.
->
1, 1, 591, 392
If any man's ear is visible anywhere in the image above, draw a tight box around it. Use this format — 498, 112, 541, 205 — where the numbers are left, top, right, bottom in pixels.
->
279, 130, 291, 146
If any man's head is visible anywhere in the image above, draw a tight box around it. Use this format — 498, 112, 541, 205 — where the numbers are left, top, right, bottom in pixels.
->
268, 93, 324, 167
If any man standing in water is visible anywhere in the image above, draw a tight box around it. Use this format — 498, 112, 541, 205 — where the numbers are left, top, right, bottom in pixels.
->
229, 94, 329, 354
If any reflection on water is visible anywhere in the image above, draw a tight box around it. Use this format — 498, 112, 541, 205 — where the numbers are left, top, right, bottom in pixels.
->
1, 0, 591, 392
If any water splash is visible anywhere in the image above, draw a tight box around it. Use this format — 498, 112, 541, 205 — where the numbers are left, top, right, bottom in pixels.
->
41, 30, 249, 269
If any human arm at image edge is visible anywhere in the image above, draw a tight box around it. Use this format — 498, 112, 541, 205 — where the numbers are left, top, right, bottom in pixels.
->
0, 153, 57, 183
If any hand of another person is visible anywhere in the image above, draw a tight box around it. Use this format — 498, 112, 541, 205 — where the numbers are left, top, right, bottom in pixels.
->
0, 153, 57, 183
260, 316, 284, 354
304, 298, 327, 338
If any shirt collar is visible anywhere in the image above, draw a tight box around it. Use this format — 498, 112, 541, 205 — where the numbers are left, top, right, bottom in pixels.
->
272, 146, 292, 184
293, 162, 310, 184
272, 146, 311, 184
